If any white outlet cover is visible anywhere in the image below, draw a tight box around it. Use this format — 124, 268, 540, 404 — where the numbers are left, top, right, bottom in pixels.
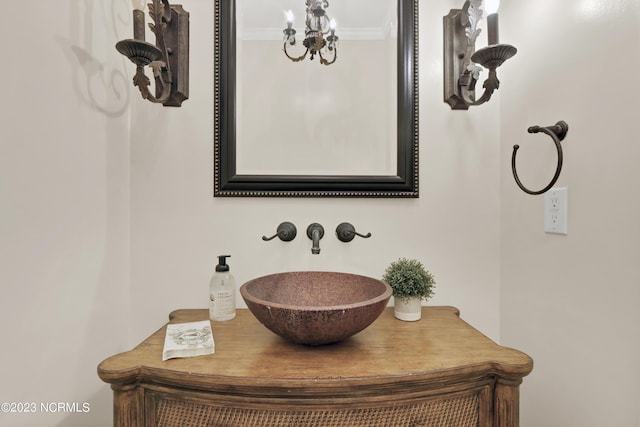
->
544, 187, 568, 235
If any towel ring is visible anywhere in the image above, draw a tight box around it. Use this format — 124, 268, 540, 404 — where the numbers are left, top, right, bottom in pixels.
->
512, 120, 569, 195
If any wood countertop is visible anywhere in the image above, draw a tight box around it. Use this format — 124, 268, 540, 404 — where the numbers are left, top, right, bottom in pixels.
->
98, 307, 532, 398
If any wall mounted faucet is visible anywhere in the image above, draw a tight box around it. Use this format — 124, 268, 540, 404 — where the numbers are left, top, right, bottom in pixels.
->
263, 222, 371, 253
306, 223, 325, 254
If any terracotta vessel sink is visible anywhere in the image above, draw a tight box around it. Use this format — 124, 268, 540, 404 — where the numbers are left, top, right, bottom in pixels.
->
240, 272, 392, 345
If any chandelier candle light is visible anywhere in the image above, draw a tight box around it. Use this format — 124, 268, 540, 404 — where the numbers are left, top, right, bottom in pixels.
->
283, 0, 339, 66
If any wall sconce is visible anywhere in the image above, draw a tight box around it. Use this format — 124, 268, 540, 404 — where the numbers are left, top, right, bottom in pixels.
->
116, 0, 189, 106
443, 0, 516, 109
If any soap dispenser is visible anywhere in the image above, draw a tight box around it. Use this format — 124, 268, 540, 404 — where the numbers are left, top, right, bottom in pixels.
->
209, 255, 236, 321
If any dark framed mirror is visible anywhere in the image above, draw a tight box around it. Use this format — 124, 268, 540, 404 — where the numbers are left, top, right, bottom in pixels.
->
214, 0, 418, 197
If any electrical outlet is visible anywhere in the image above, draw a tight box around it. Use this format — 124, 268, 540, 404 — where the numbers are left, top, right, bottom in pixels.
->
544, 187, 568, 235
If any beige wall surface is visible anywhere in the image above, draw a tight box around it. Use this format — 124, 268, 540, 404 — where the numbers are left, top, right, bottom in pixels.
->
2, 0, 638, 426
499, 0, 640, 426
0, 2, 131, 426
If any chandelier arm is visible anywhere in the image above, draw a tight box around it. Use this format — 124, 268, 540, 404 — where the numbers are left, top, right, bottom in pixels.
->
319, 48, 337, 66
283, 42, 309, 62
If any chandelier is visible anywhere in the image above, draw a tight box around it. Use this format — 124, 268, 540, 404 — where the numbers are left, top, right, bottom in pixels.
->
282, 0, 339, 65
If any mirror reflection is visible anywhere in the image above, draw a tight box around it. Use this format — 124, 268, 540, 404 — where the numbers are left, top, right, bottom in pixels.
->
236, 0, 397, 176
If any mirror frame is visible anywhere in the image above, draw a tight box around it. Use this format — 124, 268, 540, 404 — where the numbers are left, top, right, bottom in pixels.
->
214, 0, 418, 197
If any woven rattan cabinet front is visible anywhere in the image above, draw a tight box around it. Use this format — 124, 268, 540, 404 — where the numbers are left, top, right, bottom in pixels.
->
142, 384, 492, 427
99, 308, 532, 427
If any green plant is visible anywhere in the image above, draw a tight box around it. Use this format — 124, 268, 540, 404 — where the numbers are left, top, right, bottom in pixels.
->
382, 258, 436, 302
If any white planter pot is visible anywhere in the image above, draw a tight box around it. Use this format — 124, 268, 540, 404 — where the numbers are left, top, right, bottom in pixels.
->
394, 297, 422, 321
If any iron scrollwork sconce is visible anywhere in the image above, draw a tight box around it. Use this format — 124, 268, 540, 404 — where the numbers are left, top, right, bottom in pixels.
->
116, 0, 189, 106
512, 121, 569, 195
444, 0, 516, 109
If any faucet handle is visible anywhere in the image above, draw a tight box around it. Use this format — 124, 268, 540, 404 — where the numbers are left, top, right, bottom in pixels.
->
262, 222, 297, 242
336, 222, 372, 242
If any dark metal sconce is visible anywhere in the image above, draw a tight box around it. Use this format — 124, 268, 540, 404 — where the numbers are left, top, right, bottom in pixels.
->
116, 0, 189, 106
444, 0, 516, 109
512, 121, 569, 195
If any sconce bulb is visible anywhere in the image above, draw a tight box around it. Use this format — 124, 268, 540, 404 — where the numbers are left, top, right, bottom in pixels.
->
285, 10, 294, 24
484, 0, 500, 14
329, 18, 336, 31
132, 0, 145, 11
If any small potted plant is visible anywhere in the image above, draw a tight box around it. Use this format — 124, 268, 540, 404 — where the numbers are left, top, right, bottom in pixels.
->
382, 258, 436, 321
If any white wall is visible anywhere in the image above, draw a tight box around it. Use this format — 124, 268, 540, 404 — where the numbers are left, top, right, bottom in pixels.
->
0, 1, 131, 426
500, 0, 640, 426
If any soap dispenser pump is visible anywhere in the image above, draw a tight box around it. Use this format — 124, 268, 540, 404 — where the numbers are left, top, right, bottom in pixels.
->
209, 255, 236, 321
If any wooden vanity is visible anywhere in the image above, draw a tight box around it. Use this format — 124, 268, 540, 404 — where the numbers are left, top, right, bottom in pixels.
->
98, 307, 532, 426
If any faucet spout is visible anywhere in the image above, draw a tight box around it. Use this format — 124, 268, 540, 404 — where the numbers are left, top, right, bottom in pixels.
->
306, 223, 325, 255
311, 230, 321, 254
